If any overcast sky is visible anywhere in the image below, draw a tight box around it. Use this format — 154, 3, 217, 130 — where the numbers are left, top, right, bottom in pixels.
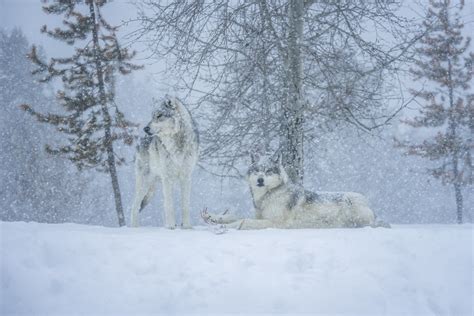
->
0, 0, 134, 49
0, 0, 169, 86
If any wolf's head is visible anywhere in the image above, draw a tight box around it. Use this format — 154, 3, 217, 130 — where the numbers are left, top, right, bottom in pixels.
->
247, 153, 288, 192
144, 96, 182, 136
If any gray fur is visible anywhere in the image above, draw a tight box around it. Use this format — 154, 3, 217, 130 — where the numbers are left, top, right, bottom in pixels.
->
288, 189, 303, 210
304, 190, 320, 203
130, 96, 199, 228
204, 155, 384, 229
305, 191, 346, 204
138, 135, 153, 151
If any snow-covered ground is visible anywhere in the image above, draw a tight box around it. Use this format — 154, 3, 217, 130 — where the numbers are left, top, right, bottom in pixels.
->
1, 221, 472, 315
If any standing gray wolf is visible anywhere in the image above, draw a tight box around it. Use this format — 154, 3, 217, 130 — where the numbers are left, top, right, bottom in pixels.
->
131, 96, 199, 229
202, 154, 387, 230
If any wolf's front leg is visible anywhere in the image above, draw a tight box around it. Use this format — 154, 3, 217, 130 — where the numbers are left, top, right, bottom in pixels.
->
162, 179, 176, 229
201, 209, 241, 224
231, 218, 280, 230
180, 177, 192, 229
130, 195, 142, 228
201, 210, 280, 230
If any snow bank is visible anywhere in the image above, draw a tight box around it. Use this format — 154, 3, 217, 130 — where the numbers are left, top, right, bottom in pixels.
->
1, 221, 472, 315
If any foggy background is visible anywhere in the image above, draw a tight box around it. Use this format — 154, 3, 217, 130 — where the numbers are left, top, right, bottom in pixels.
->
1, 0, 472, 226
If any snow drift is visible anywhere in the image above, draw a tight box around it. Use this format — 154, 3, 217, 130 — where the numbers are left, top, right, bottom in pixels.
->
1, 221, 472, 315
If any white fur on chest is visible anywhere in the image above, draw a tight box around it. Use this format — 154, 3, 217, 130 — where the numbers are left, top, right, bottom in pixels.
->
148, 138, 193, 180
253, 187, 291, 221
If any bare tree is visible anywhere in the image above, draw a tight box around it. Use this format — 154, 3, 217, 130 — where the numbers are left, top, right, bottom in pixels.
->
397, 0, 473, 223
134, 0, 419, 183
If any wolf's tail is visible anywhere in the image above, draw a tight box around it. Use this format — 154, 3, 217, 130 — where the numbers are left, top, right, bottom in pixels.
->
139, 186, 156, 213
347, 193, 390, 228
371, 218, 391, 228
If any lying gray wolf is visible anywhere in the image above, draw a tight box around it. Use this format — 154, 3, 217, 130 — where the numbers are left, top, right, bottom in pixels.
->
131, 96, 199, 229
202, 154, 388, 230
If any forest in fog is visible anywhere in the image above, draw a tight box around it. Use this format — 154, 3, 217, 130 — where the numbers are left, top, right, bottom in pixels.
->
0, 0, 472, 226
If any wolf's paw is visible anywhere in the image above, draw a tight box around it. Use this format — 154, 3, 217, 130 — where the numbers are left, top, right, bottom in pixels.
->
181, 224, 193, 229
201, 208, 219, 224
201, 208, 235, 225
372, 220, 391, 228
165, 224, 177, 230
212, 224, 228, 235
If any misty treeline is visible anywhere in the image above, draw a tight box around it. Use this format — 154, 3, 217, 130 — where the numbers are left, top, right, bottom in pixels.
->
0, 0, 472, 225
0, 29, 108, 223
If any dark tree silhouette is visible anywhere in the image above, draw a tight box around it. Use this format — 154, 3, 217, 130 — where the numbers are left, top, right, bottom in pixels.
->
398, 0, 473, 223
22, 0, 141, 226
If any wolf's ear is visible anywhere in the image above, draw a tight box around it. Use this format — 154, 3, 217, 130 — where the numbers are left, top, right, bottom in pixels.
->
279, 160, 290, 184
163, 94, 176, 109
165, 99, 174, 109
274, 153, 288, 182
271, 152, 282, 166
250, 152, 260, 164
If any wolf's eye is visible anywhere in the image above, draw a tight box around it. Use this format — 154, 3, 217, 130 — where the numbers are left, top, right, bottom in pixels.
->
265, 170, 273, 175
267, 167, 279, 175
250, 167, 260, 173
154, 113, 162, 119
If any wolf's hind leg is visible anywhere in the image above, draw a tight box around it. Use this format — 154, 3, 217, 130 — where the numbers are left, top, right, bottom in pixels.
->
131, 182, 148, 228
140, 179, 158, 211
130, 174, 157, 227
180, 177, 192, 229
162, 179, 176, 229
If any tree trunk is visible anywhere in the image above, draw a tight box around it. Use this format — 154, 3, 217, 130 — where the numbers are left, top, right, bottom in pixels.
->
447, 59, 463, 224
453, 182, 463, 224
282, 0, 305, 184
89, 0, 126, 227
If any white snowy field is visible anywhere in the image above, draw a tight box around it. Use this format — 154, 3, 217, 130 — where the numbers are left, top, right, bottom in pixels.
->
0, 221, 472, 316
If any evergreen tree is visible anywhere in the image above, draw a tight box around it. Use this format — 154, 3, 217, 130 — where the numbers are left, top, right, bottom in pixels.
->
22, 0, 141, 226
398, 0, 473, 223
